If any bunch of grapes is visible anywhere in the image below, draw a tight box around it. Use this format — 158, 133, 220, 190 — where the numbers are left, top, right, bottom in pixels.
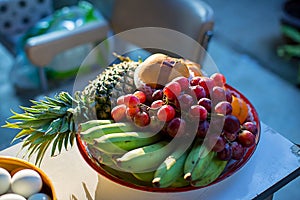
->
110, 73, 258, 162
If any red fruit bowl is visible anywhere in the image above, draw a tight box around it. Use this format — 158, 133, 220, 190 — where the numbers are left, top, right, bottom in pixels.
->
76, 84, 260, 193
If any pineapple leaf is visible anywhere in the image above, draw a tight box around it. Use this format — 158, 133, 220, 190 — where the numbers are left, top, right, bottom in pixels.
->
45, 118, 62, 135
60, 116, 70, 133
12, 129, 34, 140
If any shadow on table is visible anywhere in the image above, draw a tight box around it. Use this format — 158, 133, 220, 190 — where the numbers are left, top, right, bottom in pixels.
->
70, 175, 103, 200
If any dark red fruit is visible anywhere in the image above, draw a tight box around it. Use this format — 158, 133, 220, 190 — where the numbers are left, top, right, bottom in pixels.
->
134, 91, 146, 104
243, 121, 258, 135
217, 143, 232, 160
212, 86, 226, 103
152, 89, 163, 101
151, 100, 164, 109
134, 111, 150, 127
238, 130, 256, 147
198, 98, 212, 112
111, 104, 127, 122
211, 73, 226, 87
208, 135, 226, 152
231, 141, 245, 160
166, 118, 186, 138
190, 76, 202, 86
157, 105, 176, 122
126, 107, 139, 119
163, 81, 181, 100
198, 77, 215, 97
189, 105, 208, 121
223, 115, 240, 134
215, 101, 232, 115
124, 94, 140, 108
190, 85, 206, 100
178, 94, 194, 110
196, 120, 209, 138
173, 76, 190, 91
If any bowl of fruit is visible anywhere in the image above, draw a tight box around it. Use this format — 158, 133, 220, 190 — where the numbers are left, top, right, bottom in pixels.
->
75, 53, 260, 192
4, 53, 260, 196
0, 156, 56, 200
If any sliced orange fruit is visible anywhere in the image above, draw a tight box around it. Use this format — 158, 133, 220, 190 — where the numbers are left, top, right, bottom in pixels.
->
231, 95, 249, 124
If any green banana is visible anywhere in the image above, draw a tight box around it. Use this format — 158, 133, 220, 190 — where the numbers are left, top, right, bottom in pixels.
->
116, 141, 173, 173
191, 155, 228, 187
93, 131, 162, 154
87, 144, 117, 167
132, 171, 155, 182
79, 119, 113, 132
184, 140, 214, 182
170, 176, 190, 188
152, 150, 188, 188
80, 122, 135, 143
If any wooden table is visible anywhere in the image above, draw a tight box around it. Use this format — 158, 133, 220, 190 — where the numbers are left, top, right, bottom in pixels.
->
1, 122, 299, 200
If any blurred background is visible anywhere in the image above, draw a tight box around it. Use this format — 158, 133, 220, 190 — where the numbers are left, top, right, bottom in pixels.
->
0, 0, 299, 199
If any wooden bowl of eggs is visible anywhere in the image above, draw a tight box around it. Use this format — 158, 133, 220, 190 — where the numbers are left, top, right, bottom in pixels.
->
0, 156, 56, 200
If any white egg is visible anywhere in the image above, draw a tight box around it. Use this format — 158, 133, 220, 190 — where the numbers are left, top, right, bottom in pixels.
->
11, 169, 43, 198
0, 168, 11, 195
0, 193, 26, 200
28, 193, 52, 200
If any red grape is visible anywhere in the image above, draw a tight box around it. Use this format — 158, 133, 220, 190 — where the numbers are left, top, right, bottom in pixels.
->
215, 101, 232, 115
198, 77, 215, 97
124, 94, 140, 108
166, 118, 186, 138
223, 115, 240, 134
217, 143, 232, 160
211, 73, 226, 87
163, 81, 181, 101
178, 94, 194, 110
173, 76, 189, 91
152, 89, 163, 101
111, 104, 127, 122
190, 76, 202, 86
211, 86, 226, 103
189, 105, 208, 121
231, 141, 245, 160
209, 135, 226, 152
134, 111, 150, 127
198, 98, 212, 112
134, 91, 146, 103
223, 131, 237, 142
242, 121, 258, 135
196, 120, 209, 138
126, 107, 140, 119
238, 130, 256, 147
190, 85, 206, 100
157, 105, 176, 122
151, 100, 164, 109
225, 89, 233, 103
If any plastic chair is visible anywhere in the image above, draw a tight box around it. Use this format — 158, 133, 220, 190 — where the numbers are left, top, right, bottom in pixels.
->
92, 0, 214, 62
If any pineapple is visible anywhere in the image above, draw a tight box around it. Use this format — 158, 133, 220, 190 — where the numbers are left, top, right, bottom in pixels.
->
3, 55, 140, 165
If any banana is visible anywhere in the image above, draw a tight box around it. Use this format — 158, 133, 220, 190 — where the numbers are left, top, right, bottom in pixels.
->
152, 150, 188, 188
79, 119, 113, 132
80, 122, 135, 144
184, 140, 214, 182
116, 141, 173, 173
93, 131, 162, 154
132, 171, 155, 182
170, 176, 190, 188
87, 144, 117, 167
191, 155, 228, 187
